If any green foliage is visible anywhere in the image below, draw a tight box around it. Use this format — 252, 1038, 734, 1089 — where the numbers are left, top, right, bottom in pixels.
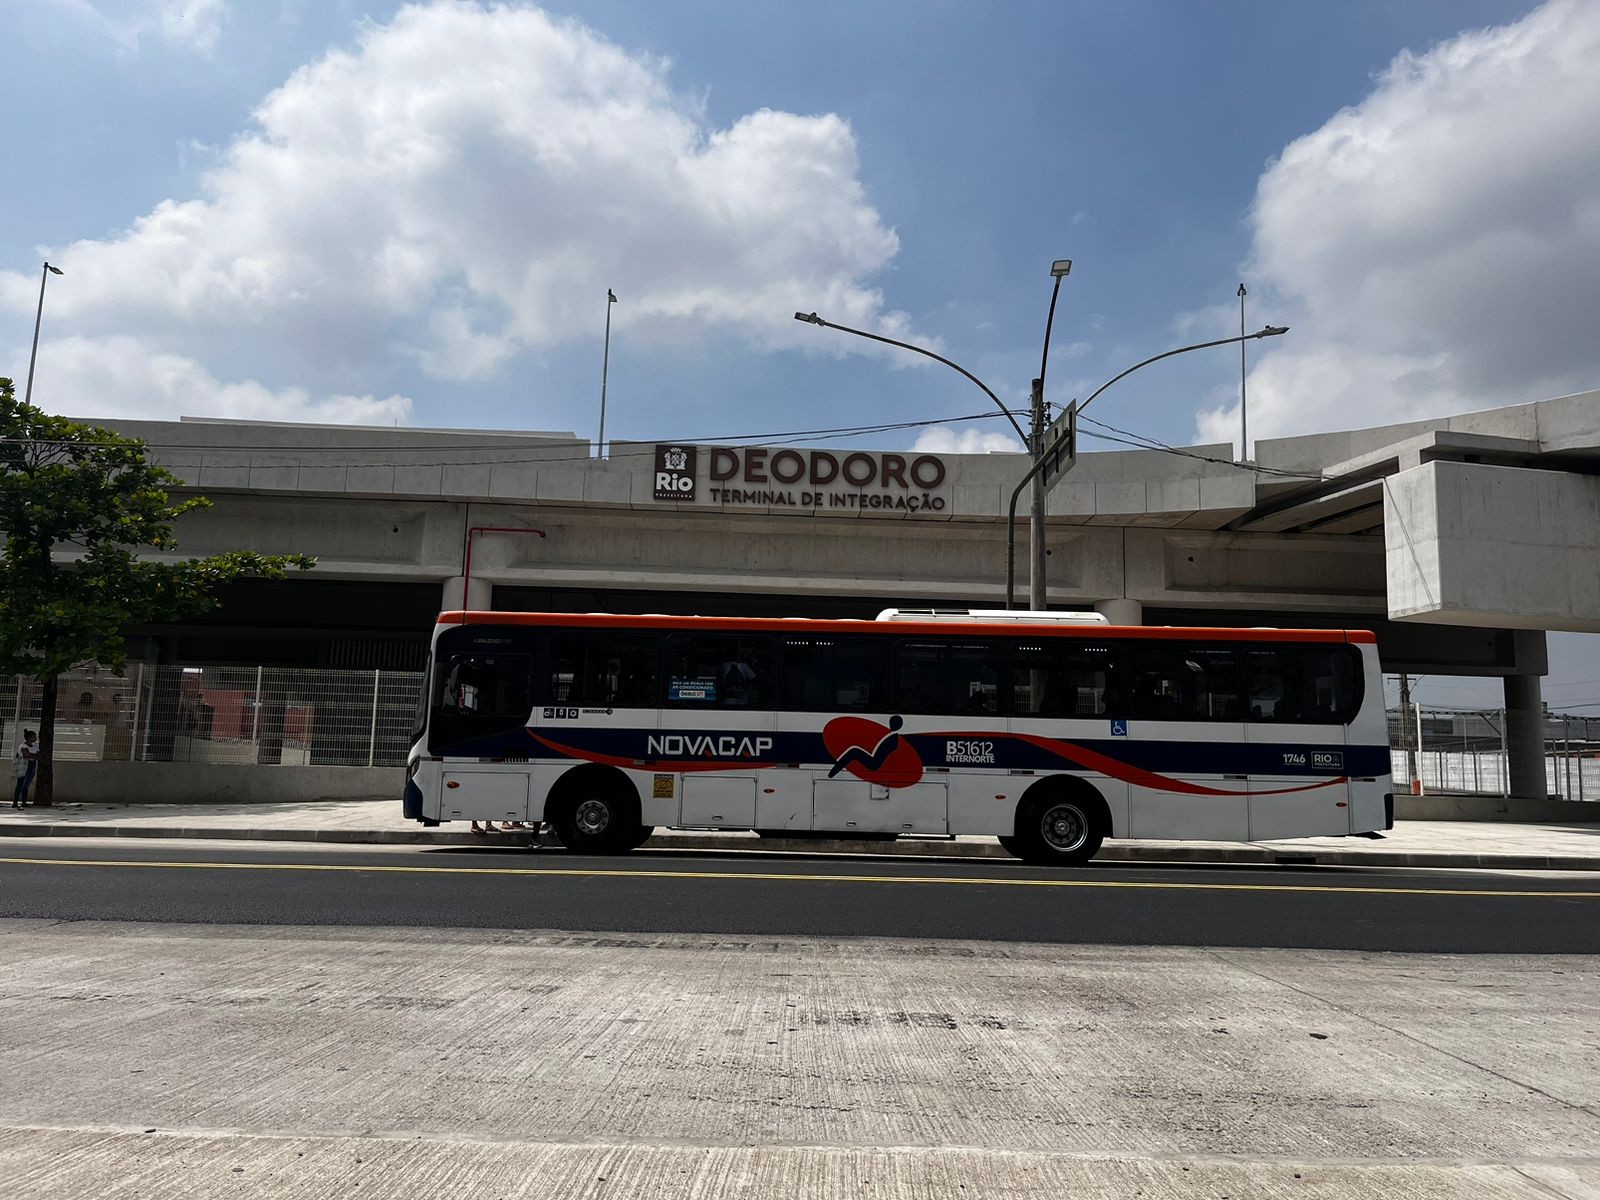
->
0, 376, 314, 679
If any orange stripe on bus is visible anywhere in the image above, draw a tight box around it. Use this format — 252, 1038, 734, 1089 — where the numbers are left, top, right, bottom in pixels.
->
436, 611, 1376, 644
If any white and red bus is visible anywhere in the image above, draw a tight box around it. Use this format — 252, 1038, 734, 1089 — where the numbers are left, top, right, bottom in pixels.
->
404, 609, 1392, 865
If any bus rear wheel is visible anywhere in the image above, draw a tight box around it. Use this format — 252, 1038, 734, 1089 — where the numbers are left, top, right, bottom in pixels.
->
1010, 788, 1105, 867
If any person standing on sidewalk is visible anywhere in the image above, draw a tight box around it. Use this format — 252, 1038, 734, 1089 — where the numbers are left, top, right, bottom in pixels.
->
12, 730, 39, 808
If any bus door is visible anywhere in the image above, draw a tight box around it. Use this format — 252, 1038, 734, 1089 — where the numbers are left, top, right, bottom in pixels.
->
661, 632, 776, 830
1242, 646, 1354, 840
1123, 643, 1249, 840
431, 645, 536, 824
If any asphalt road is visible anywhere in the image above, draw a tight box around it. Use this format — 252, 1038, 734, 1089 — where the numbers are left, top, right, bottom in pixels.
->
2, 839, 1598, 952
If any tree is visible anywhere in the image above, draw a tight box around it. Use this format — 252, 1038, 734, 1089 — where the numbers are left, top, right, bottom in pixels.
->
0, 377, 313, 805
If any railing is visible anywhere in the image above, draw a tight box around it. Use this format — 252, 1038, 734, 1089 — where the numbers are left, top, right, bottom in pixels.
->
3, 670, 1595, 800
1, 666, 425, 769
1388, 707, 1599, 801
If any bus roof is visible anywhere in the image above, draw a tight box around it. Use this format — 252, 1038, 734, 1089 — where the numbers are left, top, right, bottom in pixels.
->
435, 611, 1377, 644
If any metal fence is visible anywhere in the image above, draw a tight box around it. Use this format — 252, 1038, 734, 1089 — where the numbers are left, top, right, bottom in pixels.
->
0, 665, 425, 768
1389, 708, 1600, 801
4, 668, 1597, 800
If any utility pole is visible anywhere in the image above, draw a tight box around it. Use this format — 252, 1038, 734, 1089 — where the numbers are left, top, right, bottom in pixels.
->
597, 288, 617, 457
1398, 673, 1418, 787
1028, 260, 1073, 612
1029, 376, 1048, 611
1237, 283, 1248, 461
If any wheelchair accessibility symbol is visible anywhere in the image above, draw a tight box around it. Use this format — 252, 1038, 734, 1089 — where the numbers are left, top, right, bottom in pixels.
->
1110, 720, 1128, 737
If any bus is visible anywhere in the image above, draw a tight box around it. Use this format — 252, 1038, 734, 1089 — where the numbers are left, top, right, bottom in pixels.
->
404, 609, 1392, 865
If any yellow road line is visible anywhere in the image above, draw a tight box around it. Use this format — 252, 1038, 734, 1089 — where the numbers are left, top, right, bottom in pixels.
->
1, 855, 1597, 899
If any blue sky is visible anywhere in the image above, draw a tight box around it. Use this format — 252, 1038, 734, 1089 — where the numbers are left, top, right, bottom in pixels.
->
4, 0, 1599, 709
2, 0, 1563, 447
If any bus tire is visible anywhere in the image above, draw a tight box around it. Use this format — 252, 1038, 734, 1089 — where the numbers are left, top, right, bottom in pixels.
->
997, 835, 1022, 859
1012, 780, 1107, 867
629, 824, 656, 849
547, 767, 639, 855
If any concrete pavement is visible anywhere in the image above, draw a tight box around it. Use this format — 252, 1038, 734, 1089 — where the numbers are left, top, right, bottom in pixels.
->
1, 919, 1597, 1197
4, 797, 1600, 869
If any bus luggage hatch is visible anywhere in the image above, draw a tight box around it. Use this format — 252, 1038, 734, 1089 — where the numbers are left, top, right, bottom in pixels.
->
813, 779, 947, 836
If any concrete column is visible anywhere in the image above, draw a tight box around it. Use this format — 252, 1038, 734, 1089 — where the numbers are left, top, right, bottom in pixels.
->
1094, 598, 1142, 626
1503, 673, 1547, 801
441, 576, 493, 612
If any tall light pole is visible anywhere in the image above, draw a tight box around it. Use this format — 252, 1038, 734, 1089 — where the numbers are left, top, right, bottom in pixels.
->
23, 262, 64, 407
1004, 324, 1290, 608
1028, 259, 1072, 610
597, 288, 617, 457
1237, 283, 1248, 460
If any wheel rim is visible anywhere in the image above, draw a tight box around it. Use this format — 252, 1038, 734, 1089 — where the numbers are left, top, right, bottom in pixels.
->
574, 798, 612, 837
1040, 803, 1088, 852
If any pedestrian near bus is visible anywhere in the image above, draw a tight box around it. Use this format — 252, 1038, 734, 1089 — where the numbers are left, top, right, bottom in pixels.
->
12, 729, 39, 808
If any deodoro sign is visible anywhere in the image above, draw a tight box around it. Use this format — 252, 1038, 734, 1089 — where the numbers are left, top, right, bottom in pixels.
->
653, 445, 950, 512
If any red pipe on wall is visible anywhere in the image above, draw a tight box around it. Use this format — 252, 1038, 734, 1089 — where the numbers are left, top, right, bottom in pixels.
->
461, 525, 546, 610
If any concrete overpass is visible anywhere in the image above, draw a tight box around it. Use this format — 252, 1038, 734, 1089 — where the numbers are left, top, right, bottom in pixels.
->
92, 387, 1600, 800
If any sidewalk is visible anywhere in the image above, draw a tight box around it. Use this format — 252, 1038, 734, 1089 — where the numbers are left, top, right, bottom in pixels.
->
3, 799, 1599, 870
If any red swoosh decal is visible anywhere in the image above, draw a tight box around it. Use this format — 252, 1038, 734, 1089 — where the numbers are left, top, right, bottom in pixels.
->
1004, 732, 1347, 796
928, 730, 1347, 797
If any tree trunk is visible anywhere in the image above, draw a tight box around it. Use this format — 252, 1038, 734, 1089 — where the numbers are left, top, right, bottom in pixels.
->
34, 674, 57, 807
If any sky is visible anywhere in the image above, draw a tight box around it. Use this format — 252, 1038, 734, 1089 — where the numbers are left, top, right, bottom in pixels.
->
3, 0, 1599, 711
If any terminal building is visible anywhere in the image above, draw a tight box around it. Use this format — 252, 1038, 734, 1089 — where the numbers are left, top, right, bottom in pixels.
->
83, 387, 1600, 803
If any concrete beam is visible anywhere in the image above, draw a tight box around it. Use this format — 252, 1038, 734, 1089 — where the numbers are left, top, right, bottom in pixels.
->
1385, 461, 1600, 632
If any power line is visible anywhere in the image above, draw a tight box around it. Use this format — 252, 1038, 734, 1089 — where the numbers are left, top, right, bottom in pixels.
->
1075, 415, 1321, 480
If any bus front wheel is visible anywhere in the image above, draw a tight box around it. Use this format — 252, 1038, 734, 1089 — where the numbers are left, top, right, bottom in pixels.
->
548, 771, 639, 855
1009, 787, 1106, 867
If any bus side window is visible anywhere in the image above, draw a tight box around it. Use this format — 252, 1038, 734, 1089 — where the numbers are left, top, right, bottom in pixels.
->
438, 655, 531, 717
1127, 644, 1239, 722
894, 641, 998, 716
1012, 641, 1117, 718
549, 633, 660, 707
1247, 647, 1359, 724
780, 638, 887, 711
665, 634, 775, 708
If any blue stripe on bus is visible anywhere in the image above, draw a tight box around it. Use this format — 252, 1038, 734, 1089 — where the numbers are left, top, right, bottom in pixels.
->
431, 725, 1389, 779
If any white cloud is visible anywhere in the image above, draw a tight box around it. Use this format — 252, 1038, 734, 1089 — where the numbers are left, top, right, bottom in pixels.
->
30, 335, 412, 426
5, 2, 908, 420
1197, 0, 1600, 449
50, 0, 230, 53
911, 426, 1022, 455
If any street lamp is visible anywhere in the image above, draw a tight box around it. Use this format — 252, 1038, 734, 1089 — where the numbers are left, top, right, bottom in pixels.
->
1025, 259, 1073, 611
791, 311, 1028, 444
796, 257, 1072, 610
23, 262, 64, 407
1004, 323, 1290, 609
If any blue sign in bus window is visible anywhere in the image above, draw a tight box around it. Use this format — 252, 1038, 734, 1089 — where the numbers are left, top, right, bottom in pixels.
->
669, 677, 717, 702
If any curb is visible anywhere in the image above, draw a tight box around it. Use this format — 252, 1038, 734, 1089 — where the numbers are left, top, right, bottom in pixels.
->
3, 821, 1598, 871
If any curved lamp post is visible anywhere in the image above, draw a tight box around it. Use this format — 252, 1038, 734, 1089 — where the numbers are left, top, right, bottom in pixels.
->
796, 259, 1071, 609
23, 262, 64, 407
792, 312, 1027, 445
1003, 324, 1290, 609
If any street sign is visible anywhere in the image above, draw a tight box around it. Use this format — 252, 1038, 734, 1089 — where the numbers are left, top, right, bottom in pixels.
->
1039, 401, 1077, 493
